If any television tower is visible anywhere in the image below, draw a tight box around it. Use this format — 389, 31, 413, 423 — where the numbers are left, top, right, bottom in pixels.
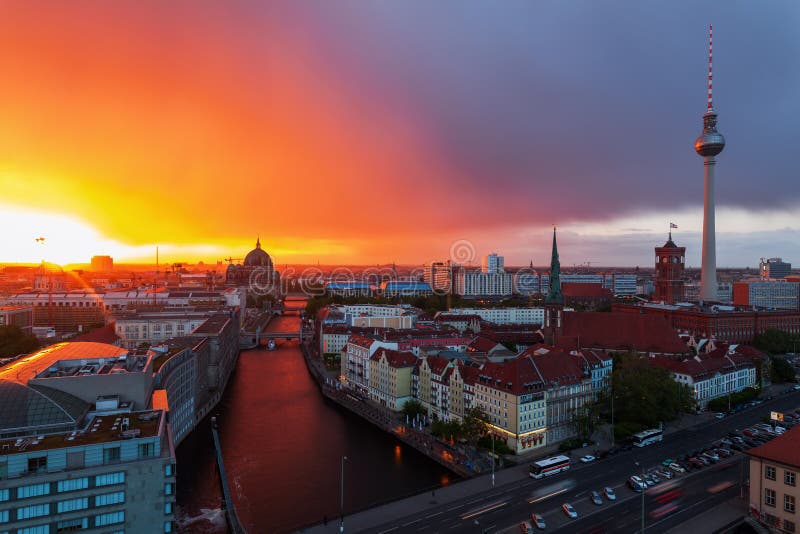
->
694, 24, 725, 302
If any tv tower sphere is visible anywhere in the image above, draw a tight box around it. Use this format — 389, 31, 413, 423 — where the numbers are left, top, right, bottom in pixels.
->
695, 111, 725, 157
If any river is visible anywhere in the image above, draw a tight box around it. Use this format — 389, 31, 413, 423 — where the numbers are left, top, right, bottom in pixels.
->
176, 310, 456, 533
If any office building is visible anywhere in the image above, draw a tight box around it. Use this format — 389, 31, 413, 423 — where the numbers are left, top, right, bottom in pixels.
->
734, 280, 800, 311
761, 258, 792, 280
482, 254, 504, 274
423, 262, 453, 294
90, 256, 114, 272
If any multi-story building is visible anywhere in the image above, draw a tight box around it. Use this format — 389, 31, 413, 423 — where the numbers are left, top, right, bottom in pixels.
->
3, 292, 105, 333
424, 262, 453, 294
90, 255, 114, 272
512, 269, 541, 296
613, 302, 800, 344
650, 351, 757, 409
379, 281, 433, 297
653, 233, 686, 304
434, 313, 482, 334
367, 349, 418, 410
324, 281, 372, 297
341, 335, 397, 395
453, 269, 512, 298
760, 258, 792, 280
733, 280, 800, 311
0, 305, 34, 334
482, 254, 504, 274
447, 308, 544, 326
113, 311, 212, 349
747, 425, 800, 532
684, 282, 733, 303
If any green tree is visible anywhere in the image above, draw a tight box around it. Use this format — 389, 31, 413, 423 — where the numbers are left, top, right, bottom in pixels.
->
571, 400, 602, 440
754, 328, 799, 355
770, 356, 797, 383
500, 341, 518, 353
0, 325, 40, 358
611, 353, 693, 428
401, 399, 426, 420
461, 406, 490, 445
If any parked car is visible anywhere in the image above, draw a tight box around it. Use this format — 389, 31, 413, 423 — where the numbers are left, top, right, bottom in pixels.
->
562, 503, 578, 519
604, 487, 617, 501
656, 469, 673, 479
648, 472, 662, 484
730, 442, 745, 452
669, 462, 686, 474
591, 491, 603, 505
715, 412, 726, 419
689, 458, 705, 469
662, 458, 675, 467
628, 476, 645, 492
580, 455, 596, 464
716, 448, 733, 458
530, 514, 546, 530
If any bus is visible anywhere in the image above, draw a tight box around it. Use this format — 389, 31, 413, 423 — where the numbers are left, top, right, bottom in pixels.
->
632, 428, 663, 447
529, 455, 571, 479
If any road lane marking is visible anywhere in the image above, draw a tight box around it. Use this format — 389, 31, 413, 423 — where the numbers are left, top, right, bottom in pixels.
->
377, 528, 398, 534
446, 504, 464, 511
401, 518, 422, 527
460, 501, 508, 519
425, 511, 443, 518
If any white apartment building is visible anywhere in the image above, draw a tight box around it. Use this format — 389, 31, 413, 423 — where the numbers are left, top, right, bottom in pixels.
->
114, 311, 212, 349
453, 270, 513, 297
448, 307, 544, 325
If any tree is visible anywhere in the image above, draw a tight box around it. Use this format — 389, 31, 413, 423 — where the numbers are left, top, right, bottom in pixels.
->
0, 325, 39, 358
754, 328, 799, 355
571, 400, 602, 441
770, 356, 797, 383
500, 341, 518, 353
401, 399, 426, 420
461, 406, 490, 445
610, 353, 693, 429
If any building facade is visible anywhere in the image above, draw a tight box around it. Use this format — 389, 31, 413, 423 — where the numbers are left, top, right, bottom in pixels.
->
747, 426, 800, 532
761, 258, 792, 280
653, 233, 686, 304
733, 280, 800, 311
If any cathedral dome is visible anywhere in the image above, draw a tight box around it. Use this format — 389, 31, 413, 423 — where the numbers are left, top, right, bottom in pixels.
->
243, 237, 273, 269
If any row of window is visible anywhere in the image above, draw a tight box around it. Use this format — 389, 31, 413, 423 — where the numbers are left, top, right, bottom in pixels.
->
7, 472, 125, 504
764, 488, 795, 513
765, 465, 797, 486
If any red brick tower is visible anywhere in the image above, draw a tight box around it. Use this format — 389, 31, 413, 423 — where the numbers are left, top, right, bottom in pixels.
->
654, 228, 685, 303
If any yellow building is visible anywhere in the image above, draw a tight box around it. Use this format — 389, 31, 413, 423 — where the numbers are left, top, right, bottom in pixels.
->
367, 348, 418, 410
748, 425, 800, 532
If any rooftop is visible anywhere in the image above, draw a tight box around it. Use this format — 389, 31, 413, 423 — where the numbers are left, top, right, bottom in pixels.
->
0, 410, 163, 456
747, 424, 800, 468
0, 342, 130, 385
192, 314, 231, 335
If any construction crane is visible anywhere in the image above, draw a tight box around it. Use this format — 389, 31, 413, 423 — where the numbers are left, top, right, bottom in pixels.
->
221, 257, 243, 265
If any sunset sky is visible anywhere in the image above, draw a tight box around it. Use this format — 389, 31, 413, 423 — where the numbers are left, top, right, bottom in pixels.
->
1, 2, 798, 268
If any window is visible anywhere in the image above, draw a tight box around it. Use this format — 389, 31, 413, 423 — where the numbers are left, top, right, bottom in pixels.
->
94, 511, 124, 527
27, 456, 47, 474
787, 494, 797, 514
765, 488, 776, 507
138, 442, 154, 458
95, 472, 125, 487
0, 489, 8, 501
164, 502, 173, 515
0, 510, 7, 523
17, 503, 50, 520
787, 471, 797, 487
57, 478, 88, 493
766, 465, 777, 480
165, 483, 173, 495
18, 526, 50, 534
164, 521, 172, 533
56, 517, 89, 531
95, 492, 125, 507
103, 447, 121, 464
57, 497, 88, 513
786, 520, 796, 533
17, 483, 50, 499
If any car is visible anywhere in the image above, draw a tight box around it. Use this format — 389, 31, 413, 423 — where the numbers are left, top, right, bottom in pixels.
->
656, 469, 673, 480
648, 472, 662, 484
704, 451, 720, 462
730, 442, 745, 451
688, 458, 705, 469
696, 455, 711, 465
628, 476, 645, 492
716, 448, 733, 458
794, 384, 800, 391
562, 503, 578, 519
519, 521, 533, 533
669, 462, 686, 473
643, 474, 656, 486
604, 487, 617, 501
590, 490, 603, 505
662, 458, 675, 467
530, 514, 546, 530
580, 455, 596, 464
715, 412, 726, 419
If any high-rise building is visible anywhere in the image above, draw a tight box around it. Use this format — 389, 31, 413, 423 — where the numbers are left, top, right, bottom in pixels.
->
90, 255, 114, 272
423, 261, 453, 293
482, 253, 504, 274
653, 231, 686, 303
695, 25, 726, 301
760, 258, 792, 280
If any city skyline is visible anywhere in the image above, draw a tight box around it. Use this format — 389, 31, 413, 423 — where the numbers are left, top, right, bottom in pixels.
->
2, 3, 798, 266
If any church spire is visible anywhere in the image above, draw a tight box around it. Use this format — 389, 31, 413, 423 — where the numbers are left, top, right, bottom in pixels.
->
256, 236, 261, 249
545, 227, 563, 305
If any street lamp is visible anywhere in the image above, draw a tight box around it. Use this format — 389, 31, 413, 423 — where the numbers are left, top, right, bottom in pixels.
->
339, 456, 348, 533
635, 461, 645, 532
491, 432, 495, 487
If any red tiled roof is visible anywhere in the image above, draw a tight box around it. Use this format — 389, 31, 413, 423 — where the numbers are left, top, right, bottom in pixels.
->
71, 324, 120, 345
562, 283, 612, 298
468, 336, 502, 353
347, 334, 375, 348
374, 348, 417, 368
425, 355, 451, 376
650, 354, 754, 380
747, 425, 800, 468
558, 312, 689, 354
